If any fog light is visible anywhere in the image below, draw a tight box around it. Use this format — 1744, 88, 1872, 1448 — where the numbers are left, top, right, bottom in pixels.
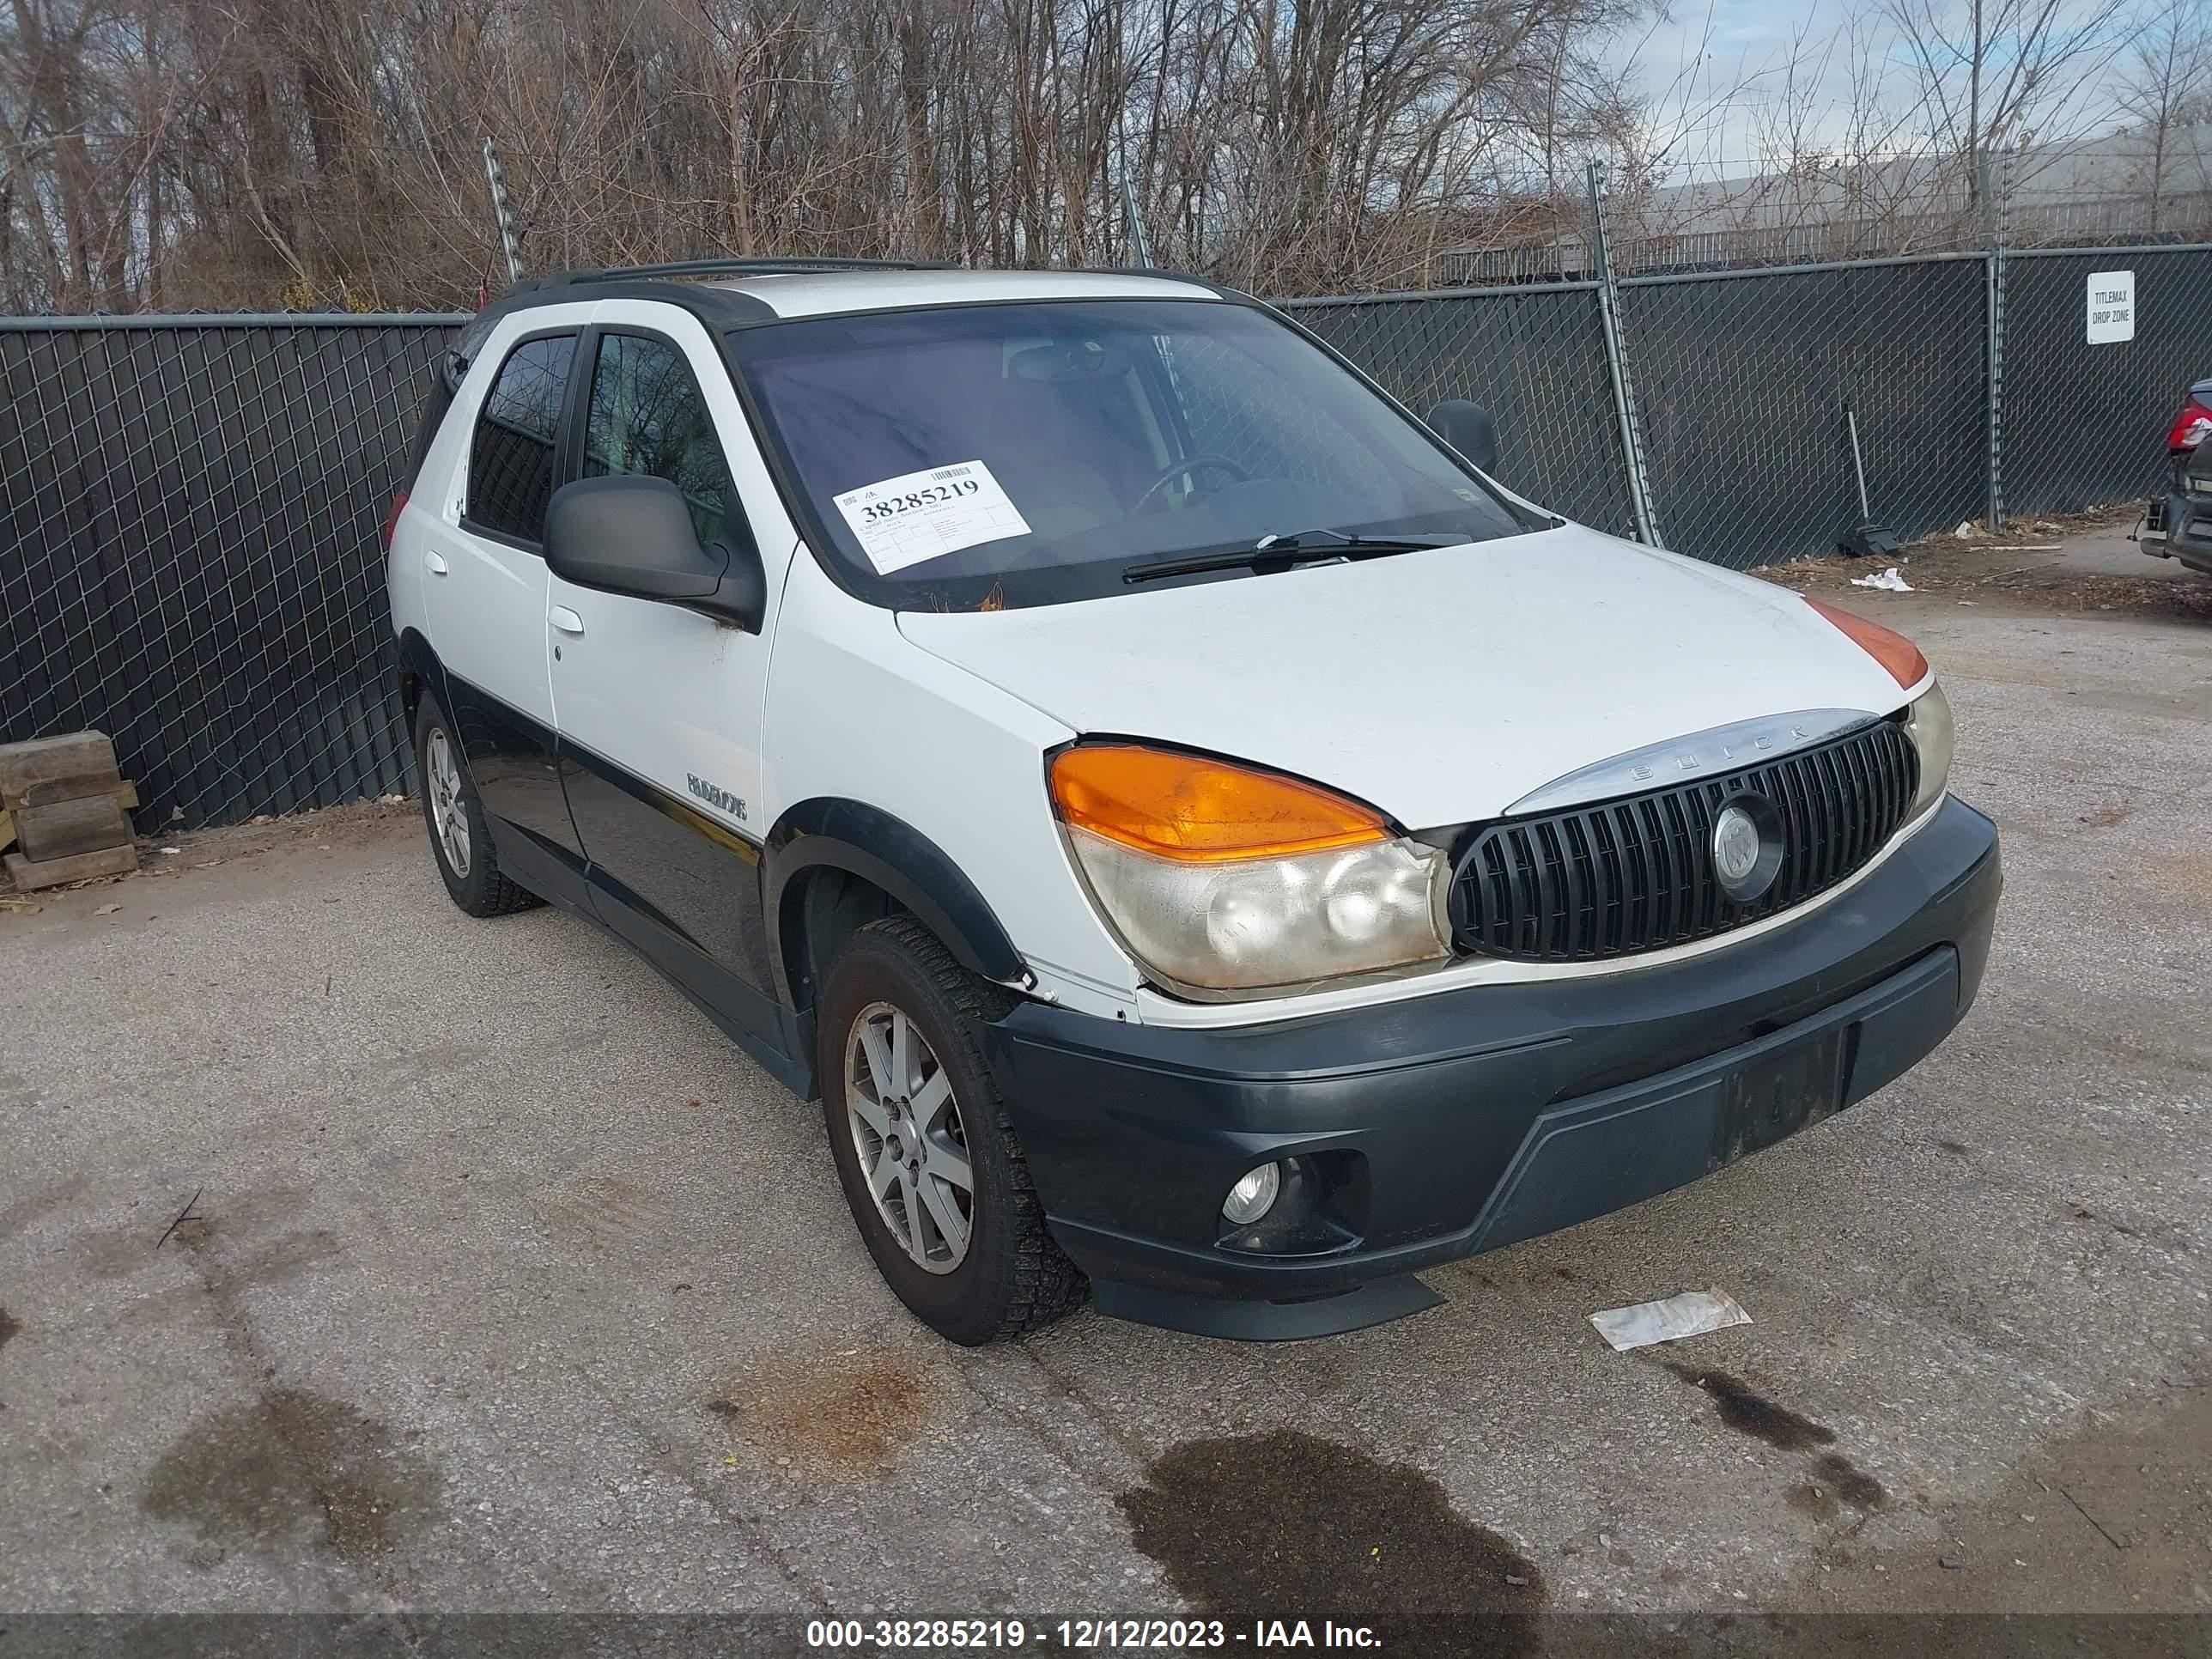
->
1221, 1162, 1283, 1224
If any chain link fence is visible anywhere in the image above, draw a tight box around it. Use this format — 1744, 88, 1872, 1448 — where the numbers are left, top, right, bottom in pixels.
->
1618, 255, 1992, 568
0, 316, 463, 831
1999, 246, 2212, 517
4, 244, 2210, 833
1285, 283, 1636, 538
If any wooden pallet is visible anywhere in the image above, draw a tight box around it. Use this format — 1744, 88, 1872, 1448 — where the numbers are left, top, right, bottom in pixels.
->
0, 731, 140, 890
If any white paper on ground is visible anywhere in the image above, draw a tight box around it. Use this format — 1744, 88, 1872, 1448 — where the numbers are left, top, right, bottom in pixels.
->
832, 459, 1031, 575
1850, 566, 1913, 591
1588, 1288, 1752, 1352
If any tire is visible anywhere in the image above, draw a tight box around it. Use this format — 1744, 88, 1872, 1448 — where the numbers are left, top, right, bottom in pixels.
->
818, 915, 1085, 1344
414, 696, 542, 919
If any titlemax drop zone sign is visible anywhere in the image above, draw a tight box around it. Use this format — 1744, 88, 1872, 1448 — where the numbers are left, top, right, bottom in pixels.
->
2087, 270, 2136, 344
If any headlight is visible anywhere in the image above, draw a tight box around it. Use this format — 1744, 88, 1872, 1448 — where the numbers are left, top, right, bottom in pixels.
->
1049, 744, 1450, 994
1904, 681, 1954, 819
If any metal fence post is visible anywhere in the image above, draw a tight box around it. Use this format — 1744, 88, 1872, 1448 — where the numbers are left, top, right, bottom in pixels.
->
1982, 151, 2008, 532
1585, 161, 1664, 547
483, 139, 524, 286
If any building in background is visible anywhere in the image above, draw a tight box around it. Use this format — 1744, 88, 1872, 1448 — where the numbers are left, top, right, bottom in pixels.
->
1440, 123, 2212, 284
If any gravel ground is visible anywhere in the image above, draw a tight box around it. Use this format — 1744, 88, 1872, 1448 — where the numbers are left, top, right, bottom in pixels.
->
1, 559, 2207, 1647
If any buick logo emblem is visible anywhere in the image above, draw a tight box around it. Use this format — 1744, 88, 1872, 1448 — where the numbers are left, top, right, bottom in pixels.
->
1711, 798, 1782, 902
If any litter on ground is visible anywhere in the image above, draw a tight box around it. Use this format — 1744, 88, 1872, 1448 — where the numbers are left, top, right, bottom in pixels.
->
1589, 1288, 1753, 1352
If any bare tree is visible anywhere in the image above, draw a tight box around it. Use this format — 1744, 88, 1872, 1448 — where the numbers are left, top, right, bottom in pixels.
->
2112, 0, 2211, 232
1883, 0, 2133, 206
12, 0, 2207, 309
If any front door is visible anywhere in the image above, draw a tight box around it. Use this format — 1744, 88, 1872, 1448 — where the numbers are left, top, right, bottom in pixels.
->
421, 319, 590, 869
545, 307, 797, 1037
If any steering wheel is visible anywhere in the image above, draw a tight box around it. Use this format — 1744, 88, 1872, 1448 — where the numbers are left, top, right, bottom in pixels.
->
1132, 453, 1251, 514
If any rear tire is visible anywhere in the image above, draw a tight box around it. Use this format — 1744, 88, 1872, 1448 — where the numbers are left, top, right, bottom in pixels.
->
818, 916, 1085, 1344
414, 696, 541, 919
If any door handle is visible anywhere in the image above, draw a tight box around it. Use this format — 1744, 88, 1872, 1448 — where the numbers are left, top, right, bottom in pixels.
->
549, 606, 585, 635
424, 550, 448, 577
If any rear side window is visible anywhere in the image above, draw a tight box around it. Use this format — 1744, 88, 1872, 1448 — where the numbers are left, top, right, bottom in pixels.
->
582, 333, 735, 546
466, 334, 576, 543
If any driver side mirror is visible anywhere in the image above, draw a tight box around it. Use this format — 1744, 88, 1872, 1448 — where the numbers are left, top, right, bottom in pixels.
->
544, 475, 765, 632
1426, 399, 1498, 475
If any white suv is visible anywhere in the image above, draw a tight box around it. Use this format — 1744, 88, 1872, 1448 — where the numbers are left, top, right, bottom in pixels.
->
386, 258, 2002, 1344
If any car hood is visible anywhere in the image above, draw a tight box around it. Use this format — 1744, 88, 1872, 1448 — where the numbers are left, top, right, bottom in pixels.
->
894, 524, 1917, 827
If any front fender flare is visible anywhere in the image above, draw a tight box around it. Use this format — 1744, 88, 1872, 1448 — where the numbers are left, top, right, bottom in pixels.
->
763, 799, 1026, 1006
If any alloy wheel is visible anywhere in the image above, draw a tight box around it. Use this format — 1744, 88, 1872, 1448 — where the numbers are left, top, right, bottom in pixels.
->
845, 1000, 974, 1273
426, 726, 471, 878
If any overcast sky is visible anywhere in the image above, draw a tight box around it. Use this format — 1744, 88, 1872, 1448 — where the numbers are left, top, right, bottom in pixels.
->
1609, 0, 2150, 180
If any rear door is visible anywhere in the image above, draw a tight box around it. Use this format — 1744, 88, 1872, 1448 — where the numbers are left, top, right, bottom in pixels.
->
544, 301, 804, 1035
417, 313, 592, 869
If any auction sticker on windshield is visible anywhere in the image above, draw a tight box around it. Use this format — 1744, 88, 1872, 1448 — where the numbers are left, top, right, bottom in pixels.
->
832, 459, 1032, 574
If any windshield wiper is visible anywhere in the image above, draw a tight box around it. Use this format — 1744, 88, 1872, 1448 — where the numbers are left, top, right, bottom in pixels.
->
1122, 528, 1462, 585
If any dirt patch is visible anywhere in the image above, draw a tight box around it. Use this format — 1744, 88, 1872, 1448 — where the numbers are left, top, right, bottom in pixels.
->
1118, 1429, 1545, 1656
713, 1348, 933, 1479
1753, 511, 2212, 622
2, 798, 417, 902
537, 1175, 683, 1250
1787, 1480, 1843, 1523
142, 1388, 439, 1561
1668, 1366, 1836, 1452
1789, 1380, 2212, 1613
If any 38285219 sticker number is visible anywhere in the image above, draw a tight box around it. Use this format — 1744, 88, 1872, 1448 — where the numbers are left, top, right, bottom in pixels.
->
830, 458, 1033, 575
857, 476, 981, 522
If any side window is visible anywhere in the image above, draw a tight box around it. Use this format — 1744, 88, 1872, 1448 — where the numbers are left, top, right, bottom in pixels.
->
583, 333, 736, 546
466, 333, 577, 543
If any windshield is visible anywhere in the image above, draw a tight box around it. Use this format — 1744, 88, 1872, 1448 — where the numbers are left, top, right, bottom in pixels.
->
728, 299, 1540, 610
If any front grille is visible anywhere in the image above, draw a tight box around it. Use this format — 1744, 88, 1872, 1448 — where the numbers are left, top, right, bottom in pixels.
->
1450, 718, 1919, 961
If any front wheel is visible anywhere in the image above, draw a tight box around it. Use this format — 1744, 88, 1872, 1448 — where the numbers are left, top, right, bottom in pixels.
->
817, 917, 1085, 1344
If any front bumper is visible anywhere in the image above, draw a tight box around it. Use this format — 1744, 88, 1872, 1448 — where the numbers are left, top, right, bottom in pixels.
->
984, 795, 2002, 1339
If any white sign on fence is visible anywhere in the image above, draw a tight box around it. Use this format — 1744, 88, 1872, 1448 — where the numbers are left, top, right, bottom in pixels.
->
2087, 270, 2136, 344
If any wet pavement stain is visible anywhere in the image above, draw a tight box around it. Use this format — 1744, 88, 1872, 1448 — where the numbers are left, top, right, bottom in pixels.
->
1666, 1367, 1887, 1521
1668, 1365, 1837, 1451
0, 1175, 88, 1243
1118, 1430, 1545, 1658
715, 1348, 932, 1478
78, 1223, 158, 1280
1812, 1452, 1887, 1510
142, 1388, 438, 1560
221, 1228, 347, 1291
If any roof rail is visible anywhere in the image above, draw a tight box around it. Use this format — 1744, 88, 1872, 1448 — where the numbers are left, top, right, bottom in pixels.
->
532, 256, 963, 289
1073, 264, 1247, 296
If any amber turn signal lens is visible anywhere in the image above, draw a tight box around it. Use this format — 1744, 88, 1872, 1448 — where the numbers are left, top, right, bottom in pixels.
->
1049, 744, 1389, 861
1805, 598, 1929, 690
